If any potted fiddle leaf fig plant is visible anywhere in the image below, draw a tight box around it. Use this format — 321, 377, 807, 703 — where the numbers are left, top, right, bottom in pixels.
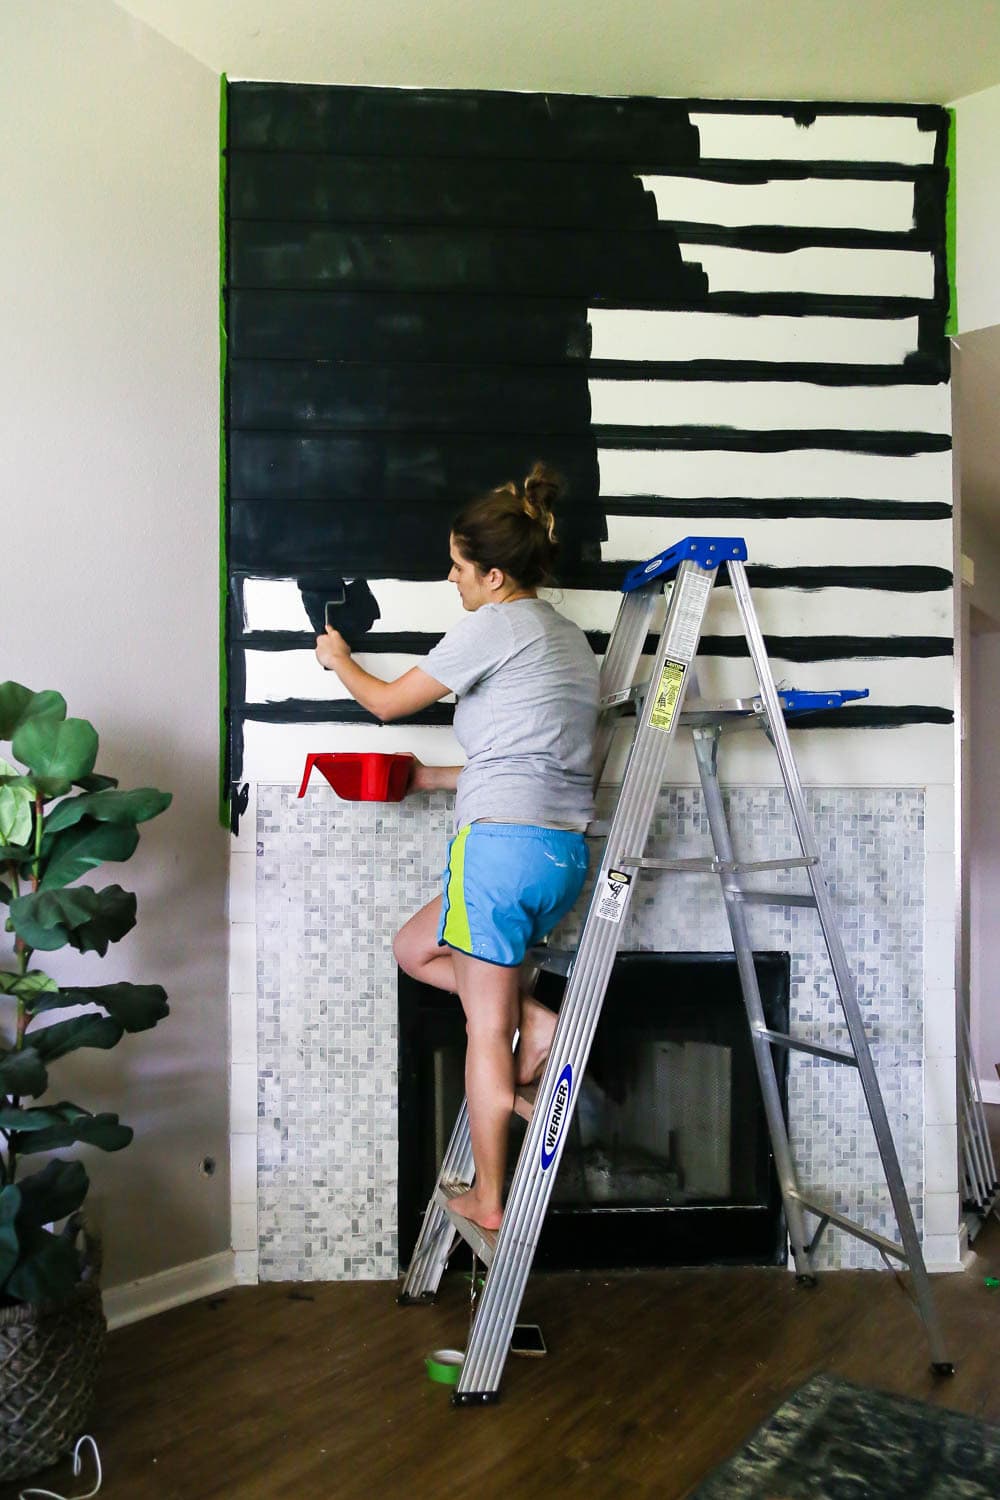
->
0, 680, 171, 1482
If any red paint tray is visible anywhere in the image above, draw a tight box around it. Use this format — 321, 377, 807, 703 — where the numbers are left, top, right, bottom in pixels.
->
298, 752, 414, 803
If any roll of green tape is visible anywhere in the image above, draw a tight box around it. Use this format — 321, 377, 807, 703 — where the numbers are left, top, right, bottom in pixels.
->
425, 1348, 465, 1385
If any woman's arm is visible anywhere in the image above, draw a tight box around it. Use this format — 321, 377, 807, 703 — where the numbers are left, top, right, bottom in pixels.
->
410, 762, 462, 793
316, 627, 450, 722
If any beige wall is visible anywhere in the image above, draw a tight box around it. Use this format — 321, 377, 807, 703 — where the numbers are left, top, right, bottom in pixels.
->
0, 1, 227, 1287
953, 81, 1000, 334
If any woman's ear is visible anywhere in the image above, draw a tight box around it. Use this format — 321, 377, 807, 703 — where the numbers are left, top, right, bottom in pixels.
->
484, 566, 506, 595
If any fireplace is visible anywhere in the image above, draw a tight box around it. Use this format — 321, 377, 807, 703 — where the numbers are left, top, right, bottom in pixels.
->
398, 951, 790, 1272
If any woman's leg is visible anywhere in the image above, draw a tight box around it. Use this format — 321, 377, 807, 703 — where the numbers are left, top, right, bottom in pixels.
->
514, 992, 558, 1087
394, 900, 554, 1083
392, 897, 456, 993
449, 949, 520, 1230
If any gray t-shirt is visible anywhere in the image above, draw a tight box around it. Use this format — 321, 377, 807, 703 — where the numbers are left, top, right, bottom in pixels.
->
423, 599, 600, 832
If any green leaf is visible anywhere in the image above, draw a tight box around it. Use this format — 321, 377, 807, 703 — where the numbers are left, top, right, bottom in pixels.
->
0, 1046, 48, 1098
44, 787, 172, 837
9, 884, 136, 955
0, 683, 66, 741
69, 885, 137, 955
0, 880, 11, 904
0, 1102, 79, 1131
16, 1107, 133, 1157
31, 1015, 123, 1062
39, 819, 139, 891
0, 760, 33, 847
0, 1186, 22, 1287
14, 1161, 89, 1230
11, 716, 98, 799
74, 772, 119, 792
5, 1222, 82, 1303
48, 982, 169, 1031
0, 969, 58, 1004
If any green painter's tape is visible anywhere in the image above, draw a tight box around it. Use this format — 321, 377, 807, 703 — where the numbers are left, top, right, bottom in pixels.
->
218, 72, 229, 829
425, 1349, 465, 1385
945, 106, 957, 337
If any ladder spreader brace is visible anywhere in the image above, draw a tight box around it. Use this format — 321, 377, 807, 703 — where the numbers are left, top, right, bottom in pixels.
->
399, 536, 953, 1401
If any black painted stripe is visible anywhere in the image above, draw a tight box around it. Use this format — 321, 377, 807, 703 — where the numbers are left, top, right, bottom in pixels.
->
239, 699, 455, 726
229, 83, 944, 156
229, 223, 707, 300
228, 85, 701, 161
586, 361, 949, 385
593, 428, 950, 455
228, 155, 940, 202
238, 629, 952, 662
236, 699, 952, 731
229, 289, 594, 363
602, 498, 951, 520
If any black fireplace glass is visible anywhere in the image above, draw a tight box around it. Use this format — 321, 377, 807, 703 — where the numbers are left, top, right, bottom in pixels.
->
398, 951, 789, 1272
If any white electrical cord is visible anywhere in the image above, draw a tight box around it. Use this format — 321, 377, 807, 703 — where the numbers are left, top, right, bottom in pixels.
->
19, 1435, 102, 1500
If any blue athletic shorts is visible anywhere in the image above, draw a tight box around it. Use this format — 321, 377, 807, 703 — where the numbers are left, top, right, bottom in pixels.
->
438, 823, 589, 968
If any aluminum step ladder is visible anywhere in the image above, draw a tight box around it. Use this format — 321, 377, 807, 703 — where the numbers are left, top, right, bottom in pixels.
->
399, 536, 953, 1401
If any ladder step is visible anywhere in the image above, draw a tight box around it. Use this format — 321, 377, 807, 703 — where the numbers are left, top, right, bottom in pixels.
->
435, 1182, 497, 1267
739, 889, 817, 908
755, 1028, 859, 1067
621, 855, 818, 875
513, 1083, 539, 1123
791, 1194, 908, 1263
526, 945, 575, 976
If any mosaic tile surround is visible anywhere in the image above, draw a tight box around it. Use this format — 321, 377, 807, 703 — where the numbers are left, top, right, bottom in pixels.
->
256, 786, 925, 1278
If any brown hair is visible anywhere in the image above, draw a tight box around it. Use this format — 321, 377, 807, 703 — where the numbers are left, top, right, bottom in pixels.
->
451, 462, 562, 588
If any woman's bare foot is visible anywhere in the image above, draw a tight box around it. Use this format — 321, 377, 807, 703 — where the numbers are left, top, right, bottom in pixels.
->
515, 994, 558, 1087
448, 1188, 503, 1232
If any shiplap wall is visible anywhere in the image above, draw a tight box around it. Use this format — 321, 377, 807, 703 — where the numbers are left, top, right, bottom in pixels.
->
223, 87, 953, 795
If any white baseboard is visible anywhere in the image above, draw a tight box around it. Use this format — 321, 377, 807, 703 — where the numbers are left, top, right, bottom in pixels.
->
103, 1250, 238, 1331
978, 1079, 1000, 1106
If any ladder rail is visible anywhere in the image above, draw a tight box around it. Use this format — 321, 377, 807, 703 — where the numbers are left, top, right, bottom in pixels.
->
727, 558, 950, 1366
456, 558, 717, 1401
690, 727, 815, 1280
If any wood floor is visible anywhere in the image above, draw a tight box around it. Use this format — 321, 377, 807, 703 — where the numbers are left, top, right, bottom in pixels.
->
6, 1137, 1000, 1499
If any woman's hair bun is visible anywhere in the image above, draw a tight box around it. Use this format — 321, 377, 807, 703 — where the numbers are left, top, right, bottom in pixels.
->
523, 461, 561, 541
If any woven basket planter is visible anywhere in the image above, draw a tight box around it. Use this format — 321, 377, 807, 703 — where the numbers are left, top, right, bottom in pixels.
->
0, 1235, 106, 1483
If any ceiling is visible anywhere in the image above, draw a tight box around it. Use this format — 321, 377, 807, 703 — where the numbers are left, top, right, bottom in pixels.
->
115, 0, 1000, 102
114, 0, 1000, 541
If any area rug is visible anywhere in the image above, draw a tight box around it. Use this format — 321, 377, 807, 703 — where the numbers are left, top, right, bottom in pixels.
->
688, 1372, 1000, 1499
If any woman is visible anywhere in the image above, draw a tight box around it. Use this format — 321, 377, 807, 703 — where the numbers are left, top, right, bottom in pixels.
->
316, 464, 599, 1231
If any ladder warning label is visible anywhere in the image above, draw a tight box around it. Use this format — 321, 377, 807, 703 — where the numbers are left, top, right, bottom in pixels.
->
648, 659, 686, 733
664, 569, 713, 662
595, 868, 632, 924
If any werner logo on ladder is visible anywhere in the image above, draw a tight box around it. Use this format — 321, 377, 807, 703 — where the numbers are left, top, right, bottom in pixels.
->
399, 536, 953, 1404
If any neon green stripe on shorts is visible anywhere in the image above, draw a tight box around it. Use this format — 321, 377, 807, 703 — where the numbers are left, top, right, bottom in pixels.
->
442, 824, 473, 954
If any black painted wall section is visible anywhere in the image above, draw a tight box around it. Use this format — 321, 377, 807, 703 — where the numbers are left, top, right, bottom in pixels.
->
223, 85, 953, 787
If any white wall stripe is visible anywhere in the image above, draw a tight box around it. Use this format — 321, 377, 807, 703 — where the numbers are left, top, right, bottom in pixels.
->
241, 716, 955, 791
588, 379, 950, 434
648, 653, 953, 712
241, 576, 953, 640
597, 447, 952, 503
244, 650, 444, 705
587, 308, 923, 366
602, 515, 952, 570
245, 649, 953, 715
680, 243, 935, 299
689, 113, 937, 167
639, 175, 916, 233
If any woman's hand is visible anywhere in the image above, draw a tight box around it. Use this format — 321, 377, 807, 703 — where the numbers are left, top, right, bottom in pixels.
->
316, 626, 351, 671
